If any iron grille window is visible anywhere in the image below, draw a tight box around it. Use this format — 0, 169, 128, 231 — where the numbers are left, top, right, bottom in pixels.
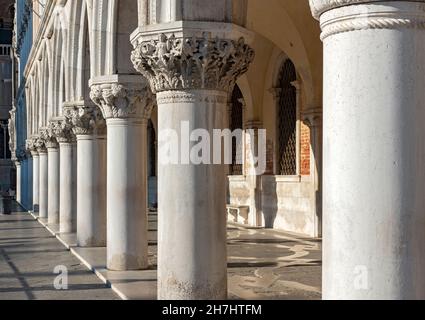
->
230, 85, 244, 175
278, 59, 297, 175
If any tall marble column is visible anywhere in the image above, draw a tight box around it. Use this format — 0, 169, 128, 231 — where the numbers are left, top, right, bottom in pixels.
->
65, 104, 107, 247
15, 160, 22, 204
244, 120, 265, 227
36, 131, 48, 220
90, 77, 153, 271
52, 118, 77, 233
24, 149, 33, 211
132, 26, 254, 299
27, 139, 39, 213
310, 0, 425, 299
46, 123, 60, 225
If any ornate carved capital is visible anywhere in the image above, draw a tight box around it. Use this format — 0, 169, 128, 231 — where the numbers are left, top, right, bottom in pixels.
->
131, 32, 255, 93
63, 103, 106, 136
35, 130, 48, 154
90, 83, 155, 120
26, 138, 37, 153
49, 118, 76, 144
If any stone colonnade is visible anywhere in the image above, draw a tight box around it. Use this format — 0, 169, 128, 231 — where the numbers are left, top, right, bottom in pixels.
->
14, 0, 425, 300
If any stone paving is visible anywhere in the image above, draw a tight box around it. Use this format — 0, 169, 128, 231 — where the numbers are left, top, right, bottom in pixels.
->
0, 204, 118, 300
0, 203, 322, 300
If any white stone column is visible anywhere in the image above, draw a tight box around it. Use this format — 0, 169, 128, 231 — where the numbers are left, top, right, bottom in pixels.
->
35, 133, 48, 219
51, 119, 77, 232
90, 78, 153, 271
15, 160, 22, 204
23, 148, 33, 211
131, 26, 254, 299
244, 120, 264, 227
310, 0, 425, 299
66, 104, 107, 247
46, 124, 60, 225
38, 149, 48, 219
28, 140, 39, 213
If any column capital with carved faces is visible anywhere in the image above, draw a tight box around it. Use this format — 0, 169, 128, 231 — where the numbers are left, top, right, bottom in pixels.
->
90, 79, 155, 121
63, 102, 106, 136
131, 23, 255, 94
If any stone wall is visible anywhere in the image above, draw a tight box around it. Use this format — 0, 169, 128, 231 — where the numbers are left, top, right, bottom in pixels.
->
228, 174, 316, 237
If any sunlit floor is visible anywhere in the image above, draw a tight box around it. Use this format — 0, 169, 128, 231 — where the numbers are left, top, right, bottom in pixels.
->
0, 203, 321, 300
0, 204, 118, 300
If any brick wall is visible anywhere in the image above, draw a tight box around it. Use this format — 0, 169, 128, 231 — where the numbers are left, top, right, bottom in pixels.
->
300, 122, 310, 175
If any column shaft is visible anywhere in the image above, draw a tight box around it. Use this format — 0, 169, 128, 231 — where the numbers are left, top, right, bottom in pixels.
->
16, 162, 21, 204
106, 118, 148, 270
59, 142, 77, 233
38, 152, 48, 219
157, 90, 227, 299
76, 135, 107, 247
47, 147, 60, 224
320, 1, 425, 299
31, 153, 39, 213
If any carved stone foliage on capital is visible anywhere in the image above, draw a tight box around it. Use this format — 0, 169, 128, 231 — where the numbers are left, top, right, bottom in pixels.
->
63, 104, 106, 136
90, 83, 155, 120
34, 131, 48, 153
131, 33, 255, 93
26, 138, 37, 153
49, 119, 76, 144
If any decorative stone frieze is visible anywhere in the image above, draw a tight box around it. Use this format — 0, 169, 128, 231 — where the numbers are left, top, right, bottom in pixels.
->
131, 32, 255, 93
63, 103, 106, 136
90, 83, 155, 120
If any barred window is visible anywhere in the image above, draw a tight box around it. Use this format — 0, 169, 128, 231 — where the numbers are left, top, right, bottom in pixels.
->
230, 85, 244, 175
278, 59, 297, 175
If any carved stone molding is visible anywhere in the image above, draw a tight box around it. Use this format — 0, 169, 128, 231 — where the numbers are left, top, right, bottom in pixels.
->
131, 32, 255, 93
320, 13, 425, 40
63, 104, 106, 136
310, 0, 425, 40
156, 90, 227, 105
90, 83, 155, 120
309, 0, 425, 19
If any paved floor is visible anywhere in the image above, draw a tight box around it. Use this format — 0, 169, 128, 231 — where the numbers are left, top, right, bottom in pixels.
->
0, 204, 118, 300
0, 202, 322, 300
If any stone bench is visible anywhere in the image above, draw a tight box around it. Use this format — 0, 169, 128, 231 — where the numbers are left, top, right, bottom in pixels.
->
226, 205, 249, 225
